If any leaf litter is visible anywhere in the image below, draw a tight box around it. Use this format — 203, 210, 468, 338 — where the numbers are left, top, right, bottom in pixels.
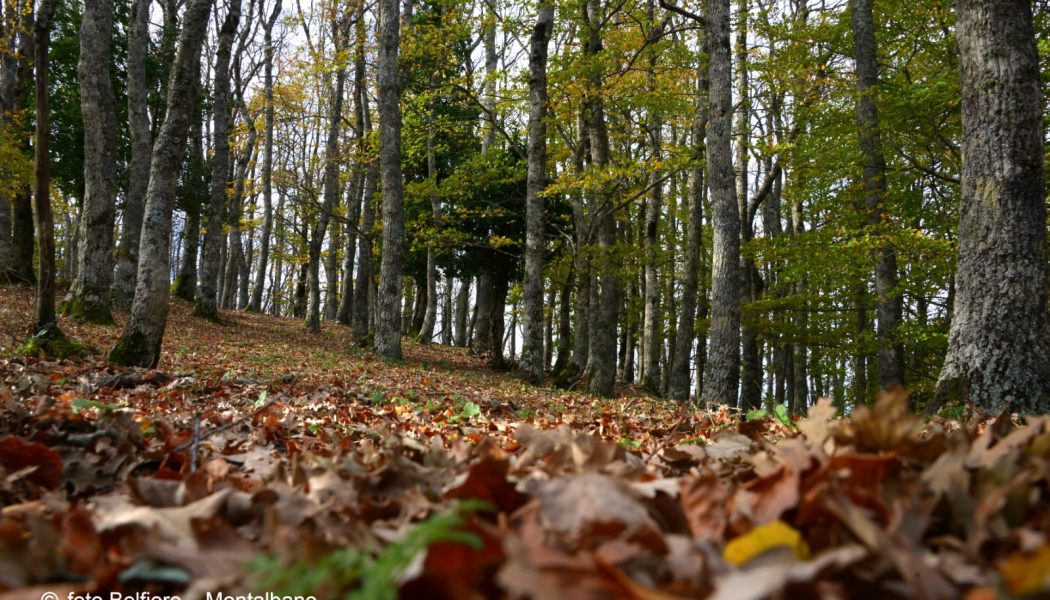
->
0, 287, 1049, 599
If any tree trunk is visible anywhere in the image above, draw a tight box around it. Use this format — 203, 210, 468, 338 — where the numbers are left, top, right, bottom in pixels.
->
374, 0, 406, 360
667, 53, 709, 401
472, 273, 494, 355
111, 0, 151, 306
454, 277, 470, 346
194, 0, 239, 319
109, 0, 215, 367
520, 0, 553, 382
307, 17, 348, 333
581, 0, 621, 398
850, 0, 902, 391
699, 0, 740, 408
63, 0, 117, 323
418, 73, 441, 343
933, 0, 1049, 415
351, 136, 378, 344
248, 0, 281, 312
32, 0, 57, 329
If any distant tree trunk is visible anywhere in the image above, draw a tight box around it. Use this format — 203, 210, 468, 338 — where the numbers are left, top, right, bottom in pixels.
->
410, 281, 426, 334
307, 24, 348, 334
481, 0, 497, 152
248, 0, 281, 312
338, 12, 367, 326
374, 0, 405, 360
8, 2, 34, 285
553, 270, 573, 373
173, 197, 200, 299
63, 0, 116, 323
850, 0, 902, 391
520, 0, 553, 382
109, 0, 215, 367
111, 0, 151, 305
489, 275, 509, 368
32, 0, 57, 329
194, 0, 239, 319
581, 0, 620, 398
222, 124, 256, 310
418, 73, 441, 343
0, 1, 16, 283
351, 127, 378, 345
667, 53, 709, 401
932, 0, 1049, 415
441, 275, 453, 344
324, 210, 340, 320
699, 0, 740, 408
472, 273, 493, 355
453, 277, 470, 346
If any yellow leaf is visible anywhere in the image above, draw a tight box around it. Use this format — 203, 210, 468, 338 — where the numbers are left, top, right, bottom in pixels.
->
723, 520, 809, 566
1000, 545, 1050, 596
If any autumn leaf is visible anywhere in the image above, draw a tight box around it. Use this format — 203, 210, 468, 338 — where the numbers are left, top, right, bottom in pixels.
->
723, 520, 809, 566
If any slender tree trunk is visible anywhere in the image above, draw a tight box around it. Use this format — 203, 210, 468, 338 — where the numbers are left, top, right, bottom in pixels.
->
418, 74, 441, 343
0, 1, 16, 283
32, 0, 57, 329
850, 0, 902, 391
932, 0, 1049, 415
63, 0, 116, 322
581, 0, 621, 398
195, 0, 239, 319
248, 0, 281, 312
699, 0, 740, 407
472, 274, 494, 355
520, 0, 553, 382
112, 0, 151, 305
454, 277, 470, 346
667, 52, 709, 401
374, 0, 406, 360
7, 2, 34, 285
109, 0, 216, 367
482, 0, 497, 152
351, 131, 378, 344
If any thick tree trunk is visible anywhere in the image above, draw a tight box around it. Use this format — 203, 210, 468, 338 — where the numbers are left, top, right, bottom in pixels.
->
374, 0, 405, 360
109, 0, 215, 367
194, 0, 239, 320
112, 0, 151, 306
699, 0, 740, 408
64, 0, 117, 323
324, 217, 340, 321
850, 0, 902, 391
933, 0, 1049, 415
471, 274, 494, 355
520, 0, 553, 382
32, 0, 57, 329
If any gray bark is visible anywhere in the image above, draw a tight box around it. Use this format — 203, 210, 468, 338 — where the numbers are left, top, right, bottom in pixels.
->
667, 51, 709, 401
195, 0, 240, 319
112, 0, 151, 306
307, 28, 348, 334
850, 0, 903, 391
520, 0, 553, 382
699, 0, 740, 407
418, 73, 441, 343
581, 0, 620, 398
454, 277, 470, 346
933, 0, 1049, 415
109, 0, 216, 367
374, 0, 406, 360
248, 0, 281, 312
481, 0, 497, 152
63, 0, 117, 322
350, 89, 377, 345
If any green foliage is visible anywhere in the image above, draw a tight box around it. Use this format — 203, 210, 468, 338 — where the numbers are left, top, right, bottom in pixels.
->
250, 500, 490, 600
746, 404, 794, 430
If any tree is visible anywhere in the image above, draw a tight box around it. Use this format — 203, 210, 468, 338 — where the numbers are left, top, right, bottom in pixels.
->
248, 0, 282, 313
374, 0, 406, 360
519, 0, 554, 382
111, 0, 151, 306
195, 0, 241, 319
699, 0, 740, 407
109, 0, 216, 367
932, 0, 1049, 414
849, 0, 902, 391
33, 0, 58, 329
62, 0, 117, 323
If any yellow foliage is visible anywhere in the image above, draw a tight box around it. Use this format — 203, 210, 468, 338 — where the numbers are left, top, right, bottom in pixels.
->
999, 545, 1050, 596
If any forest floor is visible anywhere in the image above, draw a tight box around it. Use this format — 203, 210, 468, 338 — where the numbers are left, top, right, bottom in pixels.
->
0, 285, 1048, 600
